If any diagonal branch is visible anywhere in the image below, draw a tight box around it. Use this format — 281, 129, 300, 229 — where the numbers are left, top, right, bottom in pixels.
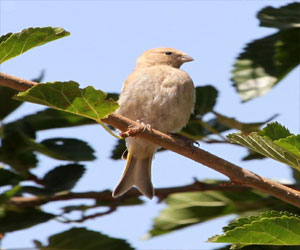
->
1, 72, 300, 208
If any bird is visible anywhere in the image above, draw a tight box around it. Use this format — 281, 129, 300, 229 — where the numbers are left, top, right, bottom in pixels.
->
112, 48, 195, 199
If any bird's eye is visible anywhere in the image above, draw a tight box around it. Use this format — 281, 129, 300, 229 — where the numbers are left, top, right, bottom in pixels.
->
165, 52, 172, 55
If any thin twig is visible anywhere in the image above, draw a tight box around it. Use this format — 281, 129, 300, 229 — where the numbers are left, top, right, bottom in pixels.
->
1, 72, 300, 208
59, 206, 117, 223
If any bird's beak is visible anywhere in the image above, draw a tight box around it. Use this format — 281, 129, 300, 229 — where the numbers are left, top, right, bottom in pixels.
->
180, 54, 194, 62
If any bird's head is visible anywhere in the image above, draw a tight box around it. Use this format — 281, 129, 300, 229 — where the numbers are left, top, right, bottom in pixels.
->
136, 48, 193, 68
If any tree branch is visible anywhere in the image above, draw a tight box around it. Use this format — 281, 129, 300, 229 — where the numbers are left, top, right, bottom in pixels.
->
9, 181, 259, 207
9, 181, 300, 208
1, 72, 300, 208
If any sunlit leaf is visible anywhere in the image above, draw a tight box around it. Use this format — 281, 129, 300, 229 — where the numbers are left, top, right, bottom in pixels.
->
0, 27, 69, 63
228, 122, 300, 170
232, 28, 300, 102
259, 122, 291, 140
15, 81, 119, 122
209, 211, 300, 246
228, 132, 300, 170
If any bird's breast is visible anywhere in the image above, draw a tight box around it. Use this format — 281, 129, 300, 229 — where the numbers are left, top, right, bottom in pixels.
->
117, 66, 195, 133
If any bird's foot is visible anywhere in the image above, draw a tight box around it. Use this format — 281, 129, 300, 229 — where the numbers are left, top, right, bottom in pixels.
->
120, 120, 152, 138
136, 120, 151, 131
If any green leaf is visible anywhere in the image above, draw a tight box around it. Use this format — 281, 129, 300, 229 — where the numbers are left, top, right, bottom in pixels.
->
215, 245, 300, 250
0, 27, 70, 63
242, 149, 265, 161
232, 28, 300, 102
0, 86, 22, 120
194, 85, 218, 116
149, 188, 272, 237
43, 164, 85, 192
258, 3, 300, 29
228, 132, 300, 170
0, 168, 22, 187
0, 208, 54, 233
0, 71, 45, 121
208, 211, 300, 246
0, 130, 38, 173
5, 108, 95, 135
32, 137, 95, 161
0, 32, 12, 44
38, 227, 134, 250
274, 135, 300, 158
15, 81, 119, 122
111, 139, 126, 160
259, 122, 291, 140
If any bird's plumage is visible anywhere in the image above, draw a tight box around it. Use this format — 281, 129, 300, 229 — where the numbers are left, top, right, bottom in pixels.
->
112, 48, 195, 199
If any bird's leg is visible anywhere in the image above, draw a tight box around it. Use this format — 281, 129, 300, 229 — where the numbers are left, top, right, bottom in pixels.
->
120, 120, 152, 138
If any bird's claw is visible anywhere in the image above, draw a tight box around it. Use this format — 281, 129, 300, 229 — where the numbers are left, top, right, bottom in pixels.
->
120, 120, 152, 138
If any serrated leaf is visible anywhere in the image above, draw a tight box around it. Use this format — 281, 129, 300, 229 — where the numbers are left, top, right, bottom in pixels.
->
259, 122, 291, 140
232, 28, 300, 102
0, 208, 54, 233
0, 32, 12, 44
32, 137, 95, 161
0, 168, 22, 187
215, 245, 300, 250
43, 164, 85, 192
209, 211, 300, 246
149, 189, 271, 237
274, 135, 300, 158
227, 132, 300, 170
0, 27, 69, 63
38, 227, 134, 250
194, 85, 218, 116
15, 81, 119, 122
258, 3, 300, 29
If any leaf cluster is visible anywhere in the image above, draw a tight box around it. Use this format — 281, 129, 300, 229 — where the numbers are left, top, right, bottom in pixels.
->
0, 2, 299, 249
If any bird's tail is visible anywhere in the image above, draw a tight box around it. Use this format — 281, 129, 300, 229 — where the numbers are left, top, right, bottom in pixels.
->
112, 148, 154, 199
